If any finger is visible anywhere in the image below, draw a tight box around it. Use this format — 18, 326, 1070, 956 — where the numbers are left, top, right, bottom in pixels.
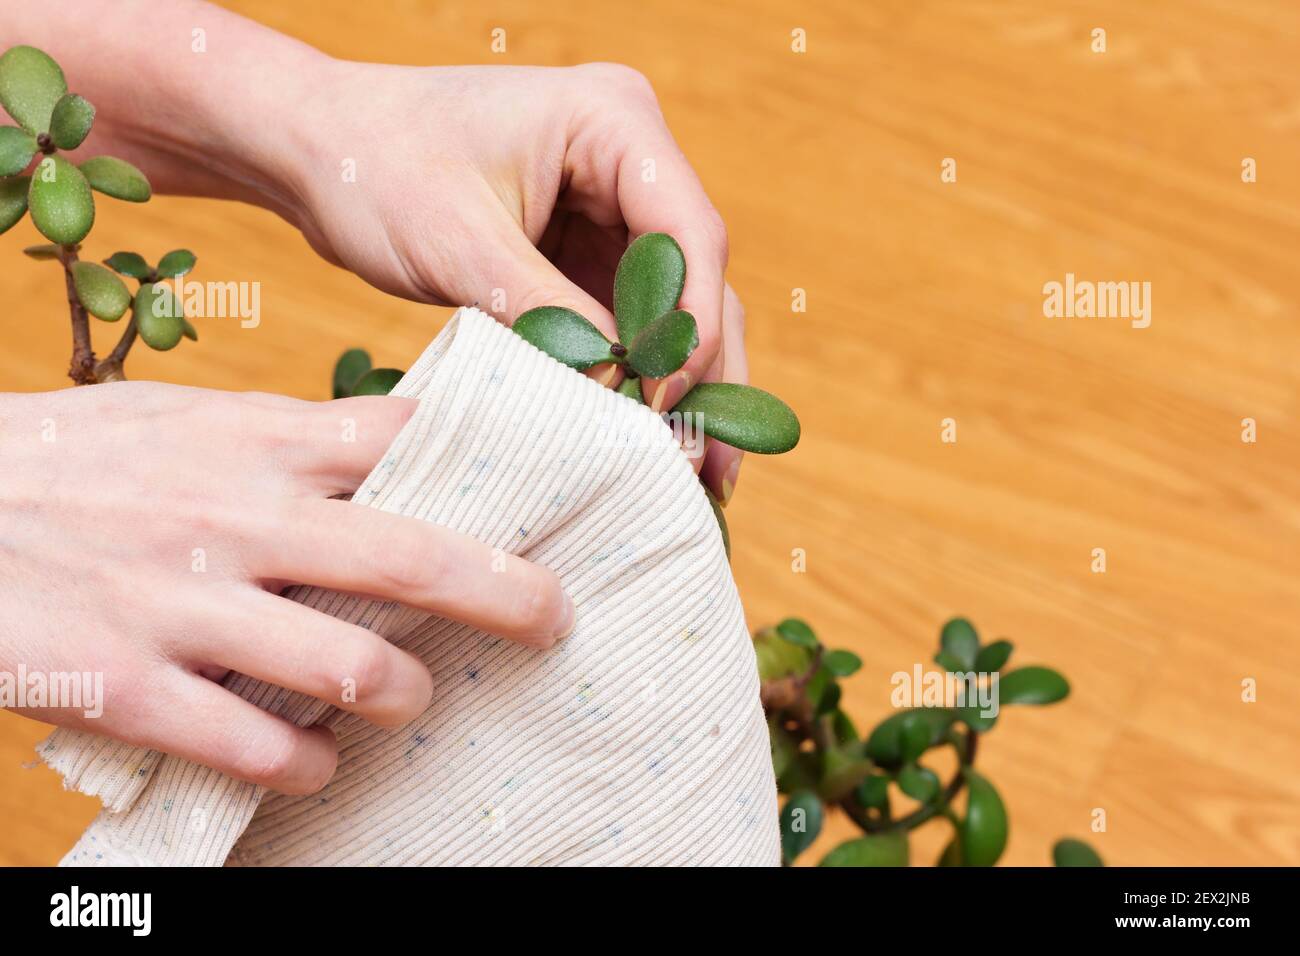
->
613, 117, 728, 412
190, 590, 434, 729
98, 670, 339, 795
453, 211, 625, 388
286, 396, 419, 496
699, 284, 749, 504
255, 497, 575, 649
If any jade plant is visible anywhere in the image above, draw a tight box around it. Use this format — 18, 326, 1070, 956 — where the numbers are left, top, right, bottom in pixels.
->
758, 616, 1103, 867
335, 232, 800, 553
1, 44, 200, 383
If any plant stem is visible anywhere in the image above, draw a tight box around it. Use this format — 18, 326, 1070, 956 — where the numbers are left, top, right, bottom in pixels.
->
57, 245, 97, 385
847, 727, 979, 834
94, 315, 138, 383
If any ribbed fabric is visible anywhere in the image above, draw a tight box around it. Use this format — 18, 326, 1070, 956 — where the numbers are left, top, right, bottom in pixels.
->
41, 307, 780, 867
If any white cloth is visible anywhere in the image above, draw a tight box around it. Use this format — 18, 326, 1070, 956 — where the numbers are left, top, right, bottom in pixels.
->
39, 307, 779, 866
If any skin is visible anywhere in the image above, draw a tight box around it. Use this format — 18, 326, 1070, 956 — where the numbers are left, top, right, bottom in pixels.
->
0, 0, 747, 793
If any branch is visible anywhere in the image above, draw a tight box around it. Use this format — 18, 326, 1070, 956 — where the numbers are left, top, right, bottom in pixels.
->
57, 245, 97, 385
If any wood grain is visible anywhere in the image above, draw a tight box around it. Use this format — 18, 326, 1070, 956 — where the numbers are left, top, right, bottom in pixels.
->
2, 0, 1297, 867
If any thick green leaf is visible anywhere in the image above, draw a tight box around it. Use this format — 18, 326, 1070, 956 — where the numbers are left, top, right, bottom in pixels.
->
810, 671, 841, 716
135, 283, 183, 351
820, 832, 909, 867
823, 649, 861, 678
333, 348, 372, 399
512, 306, 614, 370
0, 125, 36, 176
934, 650, 968, 673
612, 232, 685, 344
1053, 838, 1104, 867
1000, 666, 1070, 705
818, 746, 872, 802
0, 176, 30, 234
937, 838, 963, 866
22, 243, 60, 260
71, 261, 130, 321
831, 708, 859, 744
156, 248, 196, 278
956, 705, 998, 733
974, 639, 1014, 673
704, 485, 729, 559
775, 618, 817, 649
79, 155, 151, 202
752, 626, 812, 683
769, 718, 797, 780
0, 46, 67, 134
779, 791, 823, 864
624, 309, 698, 378
28, 155, 94, 244
103, 251, 152, 279
961, 770, 1008, 866
671, 382, 800, 454
897, 764, 940, 803
49, 93, 94, 150
352, 368, 404, 396
866, 708, 955, 765
615, 375, 644, 403
856, 774, 890, 809
899, 712, 932, 763
940, 618, 979, 670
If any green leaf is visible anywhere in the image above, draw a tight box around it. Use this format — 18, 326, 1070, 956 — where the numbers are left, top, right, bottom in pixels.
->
940, 618, 979, 670
899, 712, 932, 763
779, 791, 823, 864
22, 243, 61, 260
0, 46, 67, 134
624, 309, 698, 378
0, 176, 30, 234
752, 626, 812, 683
811, 672, 841, 715
135, 283, 184, 351
820, 832, 909, 867
71, 261, 130, 321
855, 774, 890, 810
956, 705, 998, 733
937, 838, 963, 866
612, 232, 685, 344
974, 639, 1014, 673
671, 383, 800, 454
103, 251, 152, 279
818, 745, 872, 802
79, 155, 151, 202
823, 649, 861, 677
512, 306, 614, 371
769, 718, 797, 780
333, 348, 372, 399
704, 485, 729, 559
866, 708, 955, 765
156, 248, 197, 278
775, 618, 817, 649
999, 666, 1070, 705
49, 93, 94, 150
1053, 838, 1104, 867
831, 708, 859, 744
961, 770, 1008, 866
615, 376, 644, 403
897, 764, 940, 803
933, 650, 968, 673
28, 155, 94, 244
351, 368, 404, 396
0, 125, 36, 176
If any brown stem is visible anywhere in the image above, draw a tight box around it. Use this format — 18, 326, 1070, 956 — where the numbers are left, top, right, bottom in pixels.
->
58, 245, 97, 385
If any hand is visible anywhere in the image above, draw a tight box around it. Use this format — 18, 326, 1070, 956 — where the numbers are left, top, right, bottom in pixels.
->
276, 61, 749, 503
0, 385, 574, 793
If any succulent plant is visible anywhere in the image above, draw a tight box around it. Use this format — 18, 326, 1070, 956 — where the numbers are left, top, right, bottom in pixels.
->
759, 615, 1100, 867
1, 44, 202, 383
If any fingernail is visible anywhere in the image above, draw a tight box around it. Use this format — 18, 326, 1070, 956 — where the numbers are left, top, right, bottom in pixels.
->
554, 592, 577, 642
651, 371, 691, 413
719, 458, 741, 507
596, 364, 620, 388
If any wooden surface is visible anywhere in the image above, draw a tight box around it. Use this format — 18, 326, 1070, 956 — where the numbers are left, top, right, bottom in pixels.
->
2, 0, 1298, 867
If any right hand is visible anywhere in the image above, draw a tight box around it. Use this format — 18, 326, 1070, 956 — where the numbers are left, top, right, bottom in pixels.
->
0, 383, 574, 794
